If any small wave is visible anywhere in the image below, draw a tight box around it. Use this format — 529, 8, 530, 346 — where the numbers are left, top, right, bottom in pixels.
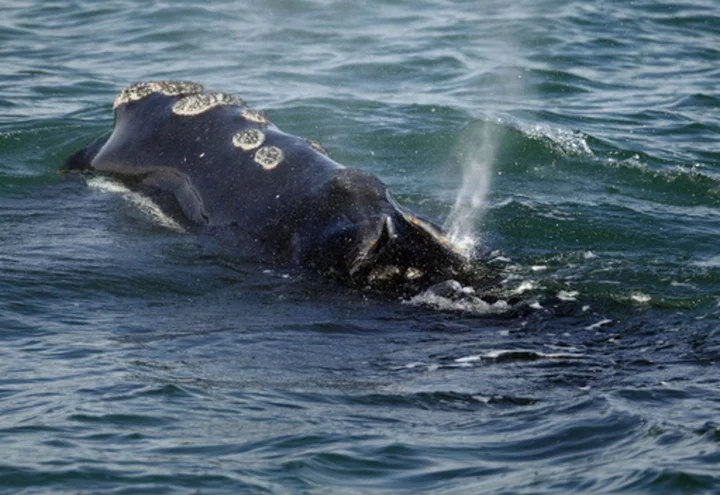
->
604, 155, 720, 205
522, 123, 595, 158
487, 119, 720, 206
585, 318, 614, 331
85, 177, 185, 233
455, 349, 585, 363
694, 255, 720, 268
670, 93, 720, 109
456, 118, 597, 179
345, 390, 538, 410
395, 345, 588, 373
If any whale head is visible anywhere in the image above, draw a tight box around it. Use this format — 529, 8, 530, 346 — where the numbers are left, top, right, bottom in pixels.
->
294, 169, 470, 290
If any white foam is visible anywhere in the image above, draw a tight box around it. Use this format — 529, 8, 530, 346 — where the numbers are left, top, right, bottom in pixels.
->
670, 281, 697, 289
607, 155, 648, 171
404, 287, 510, 314
512, 280, 537, 295
86, 177, 185, 232
630, 292, 651, 304
455, 355, 482, 363
524, 123, 594, 157
694, 255, 720, 268
557, 290, 579, 301
455, 349, 584, 363
585, 318, 613, 330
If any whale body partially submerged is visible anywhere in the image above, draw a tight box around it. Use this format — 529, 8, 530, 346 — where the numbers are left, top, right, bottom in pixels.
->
65, 81, 472, 290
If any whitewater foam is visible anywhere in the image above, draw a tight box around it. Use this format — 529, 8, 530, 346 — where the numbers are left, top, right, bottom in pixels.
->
86, 177, 185, 233
523, 123, 595, 158
404, 280, 511, 314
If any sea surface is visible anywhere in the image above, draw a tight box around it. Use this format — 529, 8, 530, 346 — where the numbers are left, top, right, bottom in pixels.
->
1, 0, 719, 493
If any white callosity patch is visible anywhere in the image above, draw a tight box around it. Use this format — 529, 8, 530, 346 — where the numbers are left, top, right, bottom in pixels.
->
240, 108, 269, 125
114, 81, 204, 109
172, 92, 247, 116
254, 146, 284, 170
402, 211, 464, 255
405, 267, 424, 280
306, 138, 329, 156
232, 128, 265, 151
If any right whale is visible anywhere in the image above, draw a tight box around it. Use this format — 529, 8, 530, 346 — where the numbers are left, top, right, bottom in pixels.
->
64, 81, 474, 290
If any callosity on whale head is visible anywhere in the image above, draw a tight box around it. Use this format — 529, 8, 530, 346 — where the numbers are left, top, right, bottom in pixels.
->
64, 81, 473, 291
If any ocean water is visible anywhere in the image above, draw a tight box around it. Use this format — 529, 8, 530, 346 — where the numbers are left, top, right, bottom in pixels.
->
1, 0, 719, 493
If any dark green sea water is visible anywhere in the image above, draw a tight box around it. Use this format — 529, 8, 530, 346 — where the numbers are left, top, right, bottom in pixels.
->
2, 0, 719, 493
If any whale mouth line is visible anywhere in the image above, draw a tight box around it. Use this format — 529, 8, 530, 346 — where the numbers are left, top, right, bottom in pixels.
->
349, 214, 396, 277
345, 212, 471, 289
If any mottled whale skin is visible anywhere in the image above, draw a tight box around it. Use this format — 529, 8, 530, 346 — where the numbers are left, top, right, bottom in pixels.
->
65, 81, 469, 289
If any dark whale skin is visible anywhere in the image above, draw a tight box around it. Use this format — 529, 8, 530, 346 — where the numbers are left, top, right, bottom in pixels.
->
65, 82, 469, 289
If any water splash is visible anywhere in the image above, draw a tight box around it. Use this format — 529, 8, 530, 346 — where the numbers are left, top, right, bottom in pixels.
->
404, 279, 511, 314
86, 176, 186, 232
444, 120, 502, 254
524, 124, 594, 158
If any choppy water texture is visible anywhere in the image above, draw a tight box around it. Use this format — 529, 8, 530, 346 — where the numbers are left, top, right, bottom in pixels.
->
2, 0, 720, 493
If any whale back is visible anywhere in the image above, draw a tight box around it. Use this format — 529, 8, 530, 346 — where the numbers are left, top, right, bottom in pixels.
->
65, 82, 470, 288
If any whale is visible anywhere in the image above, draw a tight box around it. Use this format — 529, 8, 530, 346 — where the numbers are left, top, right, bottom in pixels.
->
64, 81, 471, 290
